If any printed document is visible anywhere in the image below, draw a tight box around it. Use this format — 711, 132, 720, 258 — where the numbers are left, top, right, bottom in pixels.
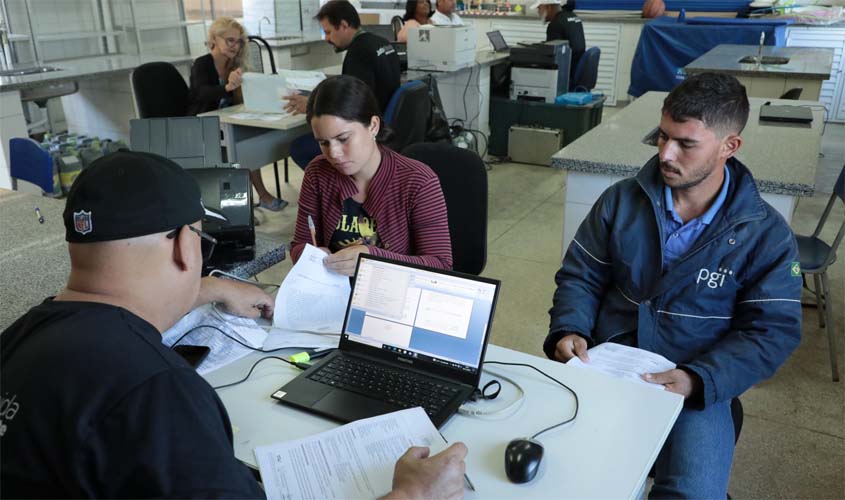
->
273, 244, 351, 334
567, 343, 676, 389
255, 408, 446, 500
161, 304, 267, 375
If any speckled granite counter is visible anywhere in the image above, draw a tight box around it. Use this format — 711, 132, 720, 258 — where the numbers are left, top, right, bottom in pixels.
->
686, 44, 834, 79
0, 54, 195, 92
0, 190, 285, 330
551, 91, 821, 196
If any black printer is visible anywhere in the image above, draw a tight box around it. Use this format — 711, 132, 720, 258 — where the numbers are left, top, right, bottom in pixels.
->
186, 168, 256, 268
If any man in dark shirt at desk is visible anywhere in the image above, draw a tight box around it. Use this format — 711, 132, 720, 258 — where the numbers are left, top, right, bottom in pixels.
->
533, 0, 585, 77
285, 0, 400, 114
284, 0, 401, 169
0, 151, 468, 499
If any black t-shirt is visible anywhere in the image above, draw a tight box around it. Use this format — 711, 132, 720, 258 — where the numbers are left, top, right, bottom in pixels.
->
342, 31, 401, 113
0, 300, 263, 498
329, 197, 381, 252
546, 10, 586, 77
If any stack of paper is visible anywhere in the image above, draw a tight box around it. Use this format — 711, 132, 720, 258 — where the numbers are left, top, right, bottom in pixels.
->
567, 343, 676, 389
255, 408, 447, 500
273, 244, 352, 334
162, 303, 268, 375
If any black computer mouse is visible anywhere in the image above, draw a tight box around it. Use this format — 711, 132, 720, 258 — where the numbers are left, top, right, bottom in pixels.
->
504, 438, 544, 483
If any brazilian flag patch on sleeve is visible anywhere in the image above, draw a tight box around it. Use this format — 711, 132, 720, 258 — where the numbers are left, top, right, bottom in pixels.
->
790, 261, 801, 277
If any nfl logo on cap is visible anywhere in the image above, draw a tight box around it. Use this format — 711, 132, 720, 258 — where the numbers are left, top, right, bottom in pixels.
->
73, 210, 93, 235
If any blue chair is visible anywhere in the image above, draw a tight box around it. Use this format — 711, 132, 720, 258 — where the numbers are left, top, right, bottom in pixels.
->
10, 138, 54, 194
570, 47, 601, 92
384, 80, 431, 152
797, 164, 845, 382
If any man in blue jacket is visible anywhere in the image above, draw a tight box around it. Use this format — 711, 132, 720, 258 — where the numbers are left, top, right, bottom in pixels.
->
546, 73, 802, 498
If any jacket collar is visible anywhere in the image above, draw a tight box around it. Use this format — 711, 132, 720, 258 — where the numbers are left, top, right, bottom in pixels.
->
636, 154, 767, 231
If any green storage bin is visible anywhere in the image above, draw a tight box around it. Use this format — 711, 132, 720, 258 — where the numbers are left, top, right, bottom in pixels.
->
489, 96, 605, 158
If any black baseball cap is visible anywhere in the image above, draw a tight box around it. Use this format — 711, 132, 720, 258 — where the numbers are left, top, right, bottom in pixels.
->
64, 150, 205, 243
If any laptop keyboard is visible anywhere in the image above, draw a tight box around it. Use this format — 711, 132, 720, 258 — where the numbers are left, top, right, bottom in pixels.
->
307, 356, 462, 417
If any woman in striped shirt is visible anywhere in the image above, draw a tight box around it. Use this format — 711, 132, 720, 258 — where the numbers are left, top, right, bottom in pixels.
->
291, 75, 452, 276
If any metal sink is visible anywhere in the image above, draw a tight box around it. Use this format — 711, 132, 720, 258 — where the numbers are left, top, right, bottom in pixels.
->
739, 56, 790, 65
0, 65, 62, 77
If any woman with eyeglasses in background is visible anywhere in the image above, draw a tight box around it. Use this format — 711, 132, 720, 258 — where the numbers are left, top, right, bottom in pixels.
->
187, 17, 288, 211
396, 0, 434, 43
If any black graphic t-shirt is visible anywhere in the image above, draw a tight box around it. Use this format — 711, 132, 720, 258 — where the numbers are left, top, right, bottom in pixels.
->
329, 198, 381, 252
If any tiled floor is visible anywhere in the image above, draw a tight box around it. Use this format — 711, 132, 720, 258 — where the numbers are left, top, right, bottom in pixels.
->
252, 123, 845, 499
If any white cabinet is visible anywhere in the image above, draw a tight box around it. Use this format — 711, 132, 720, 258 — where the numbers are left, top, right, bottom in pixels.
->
786, 26, 845, 123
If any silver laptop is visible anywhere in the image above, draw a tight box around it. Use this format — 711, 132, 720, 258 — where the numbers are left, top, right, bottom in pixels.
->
272, 254, 501, 427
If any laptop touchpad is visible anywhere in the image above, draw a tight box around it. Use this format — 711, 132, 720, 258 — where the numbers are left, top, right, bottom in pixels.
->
313, 390, 399, 421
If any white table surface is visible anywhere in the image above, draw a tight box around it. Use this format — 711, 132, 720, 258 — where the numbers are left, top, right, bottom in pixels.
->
206, 344, 683, 499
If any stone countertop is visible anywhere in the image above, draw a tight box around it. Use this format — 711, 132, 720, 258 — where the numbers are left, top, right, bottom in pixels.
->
0, 189, 285, 330
685, 44, 835, 79
550, 91, 822, 197
0, 54, 195, 92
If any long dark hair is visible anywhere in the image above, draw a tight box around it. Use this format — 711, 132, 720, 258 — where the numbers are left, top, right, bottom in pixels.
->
306, 75, 393, 143
403, 0, 433, 22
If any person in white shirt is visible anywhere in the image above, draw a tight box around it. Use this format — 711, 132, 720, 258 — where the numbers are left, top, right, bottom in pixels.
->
430, 0, 463, 25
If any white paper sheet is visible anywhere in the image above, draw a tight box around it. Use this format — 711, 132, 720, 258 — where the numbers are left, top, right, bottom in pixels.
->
567, 343, 676, 390
255, 407, 446, 500
161, 304, 267, 374
273, 244, 351, 334
262, 328, 340, 351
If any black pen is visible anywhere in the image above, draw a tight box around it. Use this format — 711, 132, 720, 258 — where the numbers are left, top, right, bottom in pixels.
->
309, 348, 334, 361
35, 207, 44, 224
439, 431, 476, 492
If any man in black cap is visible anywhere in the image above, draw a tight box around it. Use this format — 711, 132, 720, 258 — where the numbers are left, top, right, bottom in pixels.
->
0, 151, 468, 498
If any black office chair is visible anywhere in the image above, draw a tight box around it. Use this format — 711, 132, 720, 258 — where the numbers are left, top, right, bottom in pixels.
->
569, 47, 601, 92
247, 35, 285, 199
391, 16, 404, 41
402, 143, 487, 275
384, 81, 432, 152
797, 164, 844, 382
131, 62, 189, 118
779, 87, 803, 100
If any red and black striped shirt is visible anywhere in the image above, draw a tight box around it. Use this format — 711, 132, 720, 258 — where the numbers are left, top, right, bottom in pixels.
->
291, 147, 453, 270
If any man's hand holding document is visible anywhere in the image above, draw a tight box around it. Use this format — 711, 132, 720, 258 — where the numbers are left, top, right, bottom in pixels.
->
566, 343, 677, 390
255, 407, 469, 500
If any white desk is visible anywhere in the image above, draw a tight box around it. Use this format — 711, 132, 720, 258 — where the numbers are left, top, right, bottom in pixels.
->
206, 344, 683, 499
198, 65, 343, 172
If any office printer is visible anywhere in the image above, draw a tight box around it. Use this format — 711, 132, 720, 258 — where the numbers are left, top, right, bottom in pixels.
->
407, 25, 476, 72
186, 168, 256, 269
509, 40, 571, 103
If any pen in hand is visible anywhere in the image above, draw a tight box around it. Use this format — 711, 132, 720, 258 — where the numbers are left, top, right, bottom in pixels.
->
439, 431, 476, 492
34, 207, 44, 224
308, 214, 318, 247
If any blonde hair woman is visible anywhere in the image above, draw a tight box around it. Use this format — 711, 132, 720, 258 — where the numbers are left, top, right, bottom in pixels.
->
187, 18, 288, 211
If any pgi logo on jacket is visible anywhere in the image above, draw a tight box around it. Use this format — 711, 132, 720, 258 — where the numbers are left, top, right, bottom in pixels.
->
697, 267, 733, 289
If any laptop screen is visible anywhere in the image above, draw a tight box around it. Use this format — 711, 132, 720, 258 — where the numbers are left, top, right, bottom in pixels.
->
342, 256, 498, 374
486, 30, 508, 52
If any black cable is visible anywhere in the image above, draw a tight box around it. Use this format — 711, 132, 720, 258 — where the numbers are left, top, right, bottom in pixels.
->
171, 324, 339, 353
462, 65, 474, 128
212, 356, 298, 390
484, 360, 579, 440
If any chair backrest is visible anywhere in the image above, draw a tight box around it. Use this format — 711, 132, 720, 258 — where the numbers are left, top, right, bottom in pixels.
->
10, 137, 54, 194
384, 80, 431, 152
131, 62, 189, 118
129, 116, 224, 169
779, 87, 803, 100
247, 36, 277, 74
813, 165, 845, 268
402, 142, 488, 275
570, 47, 601, 92
391, 16, 404, 41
